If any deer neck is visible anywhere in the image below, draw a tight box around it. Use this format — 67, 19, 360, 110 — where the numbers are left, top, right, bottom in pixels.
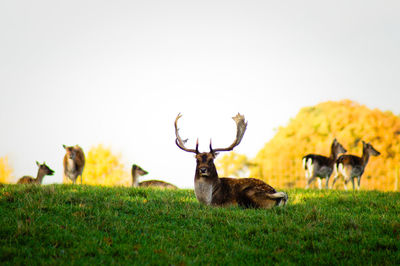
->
35, 170, 46, 184
361, 148, 371, 168
329, 145, 337, 161
67, 158, 76, 171
132, 172, 139, 187
194, 167, 220, 205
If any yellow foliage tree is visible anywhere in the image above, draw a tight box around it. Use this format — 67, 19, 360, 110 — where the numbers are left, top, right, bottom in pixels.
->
216, 152, 250, 178
75, 144, 130, 186
0, 156, 13, 184
249, 100, 400, 191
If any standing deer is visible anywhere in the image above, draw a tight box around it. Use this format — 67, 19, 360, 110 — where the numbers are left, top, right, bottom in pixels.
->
331, 141, 380, 190
174, 113, 288, 209
17, 161, 54, 184
132, 164, 178, 189
302, 139, 347, 189
63, 144, 85, 184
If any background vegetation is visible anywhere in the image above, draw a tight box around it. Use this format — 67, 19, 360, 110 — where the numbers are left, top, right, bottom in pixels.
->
1, 185, 399, 265
215, 152, 250, 178
0, 156, 13, 184
218, 100, 400, 191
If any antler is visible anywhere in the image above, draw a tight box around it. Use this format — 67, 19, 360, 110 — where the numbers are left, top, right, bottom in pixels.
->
211, 113, 248, 153
174, 113, 199, 153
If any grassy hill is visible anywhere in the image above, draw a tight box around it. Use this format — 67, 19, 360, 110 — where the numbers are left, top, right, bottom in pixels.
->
0, 184, 399, 265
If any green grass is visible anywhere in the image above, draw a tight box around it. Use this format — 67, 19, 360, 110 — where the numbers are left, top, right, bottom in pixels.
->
0, 184, 399, 265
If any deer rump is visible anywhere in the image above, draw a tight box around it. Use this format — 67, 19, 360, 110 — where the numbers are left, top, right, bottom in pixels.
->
335, 155, 365, 178
303, 154, 335, 178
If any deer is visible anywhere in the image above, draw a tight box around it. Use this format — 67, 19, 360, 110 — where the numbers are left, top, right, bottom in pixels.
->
331, 140, 380, 190
63, 144, 85, 184
17, 161, 54, 184
174, 113, 288, 209
132, 164, 178, 189
302, 138, 347, 189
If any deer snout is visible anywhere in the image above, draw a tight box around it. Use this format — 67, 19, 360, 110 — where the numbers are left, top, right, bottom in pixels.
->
199, 168, 208, 175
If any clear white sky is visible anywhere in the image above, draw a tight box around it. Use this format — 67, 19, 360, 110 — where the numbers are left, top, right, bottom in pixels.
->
1, 0, 399, 188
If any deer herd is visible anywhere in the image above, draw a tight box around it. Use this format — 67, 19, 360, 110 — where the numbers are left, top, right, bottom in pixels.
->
15, 113, 381, 209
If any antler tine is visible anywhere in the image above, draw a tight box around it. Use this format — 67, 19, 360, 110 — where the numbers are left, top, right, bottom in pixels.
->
174, 113, 199, 153
212, 113, 248, 153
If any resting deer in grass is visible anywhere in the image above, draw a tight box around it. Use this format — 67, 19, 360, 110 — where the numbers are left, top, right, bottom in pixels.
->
17, 161, 54, 184
331, 141, 380, 190
175, 113, 288, 209
63, 144, 85, 184
302, 139, 347, 189
132, 164, 178, 189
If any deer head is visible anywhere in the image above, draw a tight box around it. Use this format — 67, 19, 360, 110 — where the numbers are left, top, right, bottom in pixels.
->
63, 144, 78, 160
362, 141, 380, 157
174, 113, 247, 180
36, 161, 55, 177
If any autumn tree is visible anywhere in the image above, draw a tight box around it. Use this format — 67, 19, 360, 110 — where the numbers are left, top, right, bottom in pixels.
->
68, 144, 131, 186
250, 100, 400, 191
218, 100, 400, 191
0, 156, 13, 184
216, 152, 250, 178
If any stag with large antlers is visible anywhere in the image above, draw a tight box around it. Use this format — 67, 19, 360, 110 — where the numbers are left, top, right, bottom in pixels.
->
175, 113, 288, 209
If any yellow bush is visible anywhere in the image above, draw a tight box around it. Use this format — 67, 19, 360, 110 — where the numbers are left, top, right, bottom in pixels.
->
0, 156, 13, 184
80, 144, 130, 186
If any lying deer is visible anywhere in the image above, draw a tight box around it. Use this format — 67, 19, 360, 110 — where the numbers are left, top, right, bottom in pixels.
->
331, 141, 380, 190
63, 144, 85, 184
302, 139, 347, 189
132, 164, 178, 189
175, 113, 288, 209
17, 161, 54, 184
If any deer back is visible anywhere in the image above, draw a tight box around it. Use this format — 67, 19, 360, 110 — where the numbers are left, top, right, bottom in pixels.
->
139, 180, 178, 189
211, 177, 279, 208
17, 176, 36, 184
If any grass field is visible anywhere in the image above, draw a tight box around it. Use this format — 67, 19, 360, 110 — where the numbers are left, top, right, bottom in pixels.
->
0, 184, 399, 265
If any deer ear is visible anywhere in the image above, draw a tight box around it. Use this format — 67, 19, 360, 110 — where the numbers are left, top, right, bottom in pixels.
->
36, 161, 40, 166
63, 144, 67, 149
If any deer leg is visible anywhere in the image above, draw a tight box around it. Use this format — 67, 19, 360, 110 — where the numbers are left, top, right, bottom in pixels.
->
304, 171, 310, 188
325, 176, 330, 189
331, 174, 339, 189
317, 178, 322, 190
343, 179, 348, 190
351, 178, 355, 191
357, 177, 361, 190
306, 176, 317, 189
